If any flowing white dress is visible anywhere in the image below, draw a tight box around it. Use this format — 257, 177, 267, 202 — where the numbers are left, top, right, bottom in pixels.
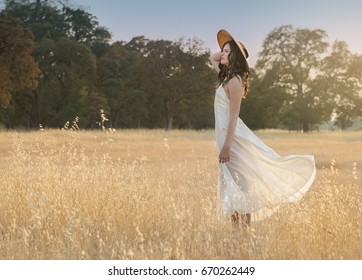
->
214, 85, 316, 221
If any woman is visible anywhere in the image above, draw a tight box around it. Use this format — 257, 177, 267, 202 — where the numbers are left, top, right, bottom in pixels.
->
210, 29, 316, 229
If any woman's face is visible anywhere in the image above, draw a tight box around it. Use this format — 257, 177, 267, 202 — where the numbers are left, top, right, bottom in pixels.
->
220, 43, 231, 66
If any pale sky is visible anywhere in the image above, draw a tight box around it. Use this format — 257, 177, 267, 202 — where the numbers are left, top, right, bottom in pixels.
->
71, 0, 362, 67
5, 0, 362, 67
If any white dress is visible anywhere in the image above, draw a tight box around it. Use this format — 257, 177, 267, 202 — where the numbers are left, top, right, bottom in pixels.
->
214, 85, 316, 221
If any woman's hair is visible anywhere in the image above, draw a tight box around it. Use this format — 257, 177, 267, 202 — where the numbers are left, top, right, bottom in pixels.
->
218, 40, 250, 98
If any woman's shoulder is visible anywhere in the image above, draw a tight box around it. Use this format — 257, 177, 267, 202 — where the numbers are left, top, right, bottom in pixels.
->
226, 75, 243, 89
224, 75, 244, 99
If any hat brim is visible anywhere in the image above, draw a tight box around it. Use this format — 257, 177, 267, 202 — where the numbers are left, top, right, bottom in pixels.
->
217, 29, 248, 60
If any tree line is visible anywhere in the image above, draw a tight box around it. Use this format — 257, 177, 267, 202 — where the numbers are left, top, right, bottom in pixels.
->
1, 0, 361, 131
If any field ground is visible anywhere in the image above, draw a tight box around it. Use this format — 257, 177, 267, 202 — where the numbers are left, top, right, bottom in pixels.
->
0, 129, 361, 259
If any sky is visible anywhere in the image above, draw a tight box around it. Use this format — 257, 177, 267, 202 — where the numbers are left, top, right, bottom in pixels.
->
10, 0, 362, 67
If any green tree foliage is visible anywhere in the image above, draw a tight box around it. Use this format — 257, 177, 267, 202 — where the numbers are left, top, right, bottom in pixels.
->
5, 36, 96, 128
255, 25, 362, 131
1, 0, 215, 130
0, 12, 39, 108
62, 6, 111, 46
1, 0, 106, 128
35, 37, 96, 127
256, 25, 330, 131
2, 2, 361, 131
240, 69, 285, 129
177, 38, 215, 129
123, 37, 215, 130
95, 40, 147, 128
318, 41, 362, 130
4, 0, 69, 41
5, 0, 111, 44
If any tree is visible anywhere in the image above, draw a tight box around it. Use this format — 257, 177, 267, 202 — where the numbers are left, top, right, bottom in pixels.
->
95, 41, 148, 128
0, 2, 220, 130
35, 37, 97, 127
0, 12, 39, 108
170, 38, 215, 129
124, 36, 215, 130
9, 37, 97, 128
316, 41, 362, 129
256, 25, 329, 131
240, 69, 285, 129
4, 0, 69, 41
2, 0, 110, 128
62, 6, 111, 46
4, 0, 111, 44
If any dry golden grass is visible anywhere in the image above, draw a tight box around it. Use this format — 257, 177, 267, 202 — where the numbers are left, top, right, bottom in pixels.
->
0, 128, 361, 260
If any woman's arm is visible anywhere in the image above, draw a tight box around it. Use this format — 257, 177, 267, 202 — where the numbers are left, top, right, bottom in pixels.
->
218, 76, 244, 163
209, 51, 221, 73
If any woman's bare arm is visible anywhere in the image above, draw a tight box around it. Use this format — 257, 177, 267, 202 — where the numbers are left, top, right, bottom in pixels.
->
209, 51, 221, 73
218, 77, 244, 163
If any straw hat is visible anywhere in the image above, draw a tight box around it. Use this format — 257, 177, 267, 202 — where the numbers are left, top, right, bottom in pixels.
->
217, 29, 249, 60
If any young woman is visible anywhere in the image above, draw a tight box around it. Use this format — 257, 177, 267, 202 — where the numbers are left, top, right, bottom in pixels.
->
210, 29, 316, 229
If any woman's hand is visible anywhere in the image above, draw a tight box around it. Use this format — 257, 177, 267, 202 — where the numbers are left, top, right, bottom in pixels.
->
219, 145, 230, 164
209, 51, 221, 73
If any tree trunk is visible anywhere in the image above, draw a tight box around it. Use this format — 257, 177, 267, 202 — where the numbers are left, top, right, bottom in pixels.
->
165, 115, 173, 130
31, 90, 39, 128
303, 121, 310, 132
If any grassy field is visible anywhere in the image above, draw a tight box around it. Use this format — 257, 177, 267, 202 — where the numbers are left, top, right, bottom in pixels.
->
0, 128, 361, 259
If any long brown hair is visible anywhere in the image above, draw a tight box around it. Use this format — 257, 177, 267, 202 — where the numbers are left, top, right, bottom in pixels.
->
218, 40, 250, 98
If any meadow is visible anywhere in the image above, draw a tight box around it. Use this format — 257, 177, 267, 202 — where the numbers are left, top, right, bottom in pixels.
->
0, 128, 361, 259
